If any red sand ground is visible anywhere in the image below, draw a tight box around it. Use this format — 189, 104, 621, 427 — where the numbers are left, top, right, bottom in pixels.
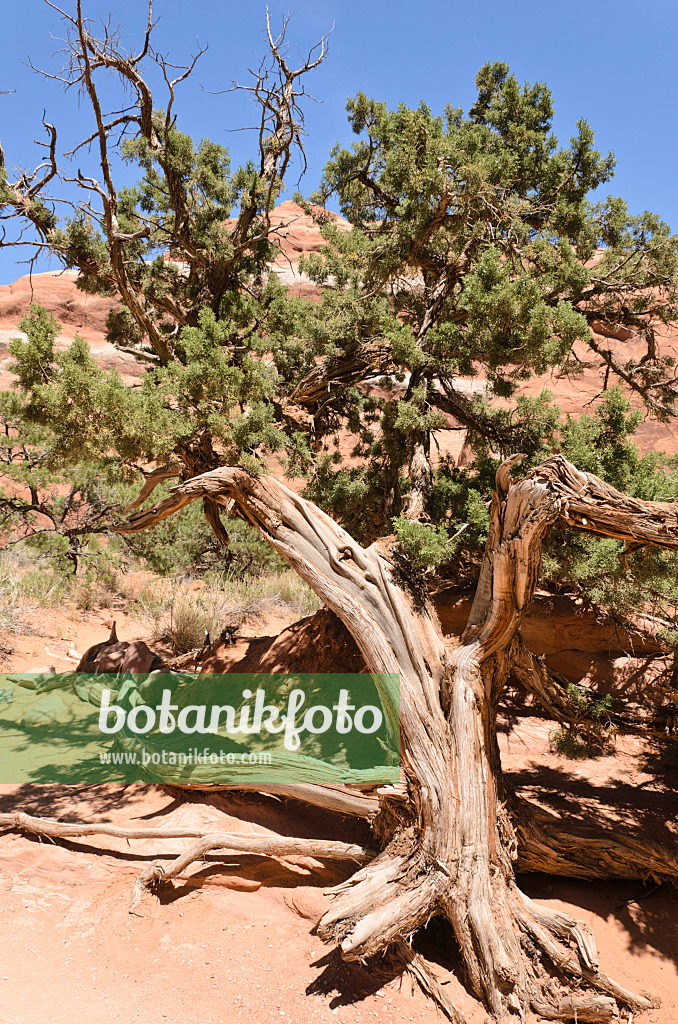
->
1, 204, 678, 1020
0, 604, 677, 1023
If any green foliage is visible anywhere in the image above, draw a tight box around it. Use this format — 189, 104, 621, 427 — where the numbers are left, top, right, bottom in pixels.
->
549, 682, 616, 759
6, 302, 297, 470
591, 693, 614, 722
0, 363, 132, 576
392, 517, 456, 571
313, 65, 618, 386
537, 388, 678, 633
565, 683, 614, 727
0, 307, 287, 580
123, 503, 286, 578
3, 43, 678, 624
550, 726, 589, 760
295, 63, 678, 538
560, 386, 644, 493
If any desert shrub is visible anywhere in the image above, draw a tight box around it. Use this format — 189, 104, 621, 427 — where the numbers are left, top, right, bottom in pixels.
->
392, 517, 456, 571
140, 569, 322, 654
162, 592, 230, 653
550, 726, 589, 760
555, 685, 617, 751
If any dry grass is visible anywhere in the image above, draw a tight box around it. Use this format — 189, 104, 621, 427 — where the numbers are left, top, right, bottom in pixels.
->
213, 570, 322, 620
0, 549, 60, 635
0, 544, 322, 657
0, 547, 118, 627
70, 579, 118, 612
116, 568, 322, 654
160, 590, 235, 654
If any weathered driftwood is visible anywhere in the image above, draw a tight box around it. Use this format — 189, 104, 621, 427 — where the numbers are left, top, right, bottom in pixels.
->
0, 809, 373, 858
0, 811, 372, 919
111, 454, 678, 1020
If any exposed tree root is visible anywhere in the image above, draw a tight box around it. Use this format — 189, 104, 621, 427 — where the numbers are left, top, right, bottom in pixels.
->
0, 811, 372, 864
129, 832, 372, 913
4, 455, 673, 1020
511, 636, 673, 738
392, 940, 466, 1024
514, 795, 678, 884
150, 779, 678, 886
512, 888, 654, 1015
0, 810, 373, 919
1, 808, 658, 1019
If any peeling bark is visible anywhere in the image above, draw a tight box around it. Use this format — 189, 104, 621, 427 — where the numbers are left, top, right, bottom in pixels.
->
514, 793, 678, 883
113, 454, 678, 1021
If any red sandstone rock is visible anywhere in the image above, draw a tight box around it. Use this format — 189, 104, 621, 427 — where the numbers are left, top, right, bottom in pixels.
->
201, 588, 673, 702
0, 269, 113, 341
2, 202, 678, 455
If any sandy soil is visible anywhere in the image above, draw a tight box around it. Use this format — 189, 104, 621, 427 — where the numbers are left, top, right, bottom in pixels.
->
0, 783, 450, 1024
0, 607, 677, 1023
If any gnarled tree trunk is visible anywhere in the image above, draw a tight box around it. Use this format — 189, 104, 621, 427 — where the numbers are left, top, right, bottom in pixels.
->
114, 454, 678, 1022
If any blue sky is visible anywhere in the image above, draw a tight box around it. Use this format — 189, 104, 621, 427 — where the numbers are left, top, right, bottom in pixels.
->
1, 0, 677, 285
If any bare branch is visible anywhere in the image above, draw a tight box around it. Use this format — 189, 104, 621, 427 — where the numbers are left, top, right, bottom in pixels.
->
128, 0, 155, 67
123, 463, 183, 512
64, 115, 141, 157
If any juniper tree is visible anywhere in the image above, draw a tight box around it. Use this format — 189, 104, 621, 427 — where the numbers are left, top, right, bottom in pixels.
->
3, 4, 678, 1021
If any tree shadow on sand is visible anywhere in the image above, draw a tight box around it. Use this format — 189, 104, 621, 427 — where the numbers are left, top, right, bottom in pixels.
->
510, 754, 678, 970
